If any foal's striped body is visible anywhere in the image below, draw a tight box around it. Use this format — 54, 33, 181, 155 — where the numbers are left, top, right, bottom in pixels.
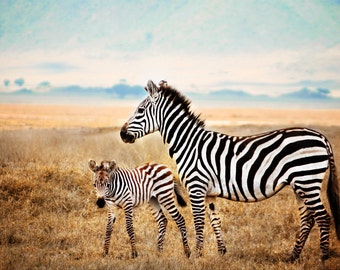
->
89, 160, 190, 258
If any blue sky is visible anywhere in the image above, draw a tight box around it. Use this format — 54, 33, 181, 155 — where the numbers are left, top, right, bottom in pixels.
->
1, 0, 339, 97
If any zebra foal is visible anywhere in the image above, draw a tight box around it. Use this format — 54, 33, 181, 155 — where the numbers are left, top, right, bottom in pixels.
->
88, 159, 191, 258
120, 80, 340, 261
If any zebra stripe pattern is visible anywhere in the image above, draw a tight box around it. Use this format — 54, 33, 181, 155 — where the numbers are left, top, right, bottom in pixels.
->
88, 159, 191, 258
120, 80, 340, 261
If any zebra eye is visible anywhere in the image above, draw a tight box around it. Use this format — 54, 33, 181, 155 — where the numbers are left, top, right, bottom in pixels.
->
137, 107, 145, 114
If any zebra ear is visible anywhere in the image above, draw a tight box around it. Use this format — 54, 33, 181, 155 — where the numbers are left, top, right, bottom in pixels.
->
145, 80, 159, 100
88, 159, 97, 172
158, 80, 167, 88
109, 160, 117, 171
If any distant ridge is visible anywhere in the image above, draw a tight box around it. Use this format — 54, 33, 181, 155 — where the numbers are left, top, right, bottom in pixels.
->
1, 83, 339, 108
279, 87, 332, 100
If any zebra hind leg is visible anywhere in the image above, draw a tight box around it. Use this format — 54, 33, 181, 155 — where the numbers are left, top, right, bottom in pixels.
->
206, 198, 226, 255
149, 199, 168, 253
313, 201, 331, 260
290, 195, 315, 262
292, 181, 331, 261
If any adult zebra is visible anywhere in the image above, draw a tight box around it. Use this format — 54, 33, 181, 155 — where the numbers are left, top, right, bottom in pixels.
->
120, 80, 340, 261
88, 159, 191, 258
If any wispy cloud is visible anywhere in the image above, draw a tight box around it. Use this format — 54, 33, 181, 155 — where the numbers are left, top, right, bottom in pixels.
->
33, 62, 80, 73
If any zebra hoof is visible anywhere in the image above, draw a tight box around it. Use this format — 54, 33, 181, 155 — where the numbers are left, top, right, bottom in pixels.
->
131, 250, 138, 259
102, 249, 109, 257
288, 254, 299, 263
218, 247, 227, 256
321, 253, 330, 261
195, 249, 203, 258
184, 248, 191, 258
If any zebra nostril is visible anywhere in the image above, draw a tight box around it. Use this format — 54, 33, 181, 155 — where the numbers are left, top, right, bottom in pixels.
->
96, 198, 106, 208
120, 124, 135, 143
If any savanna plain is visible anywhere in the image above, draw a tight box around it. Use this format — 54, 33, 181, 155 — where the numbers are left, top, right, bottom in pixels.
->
1, 103, 340, 270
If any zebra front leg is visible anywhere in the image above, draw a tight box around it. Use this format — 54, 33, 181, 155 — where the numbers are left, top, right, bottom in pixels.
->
124, 204, 138, 258
206, 197, 226, 255
149, 199, 168, 253
103, 211, 116, 256
190, 193, 206, 257
163, 201, 191, 258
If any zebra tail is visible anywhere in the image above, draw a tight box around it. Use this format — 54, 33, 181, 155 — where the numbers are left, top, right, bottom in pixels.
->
326, 141, 340, 240
174, 182, 187, 207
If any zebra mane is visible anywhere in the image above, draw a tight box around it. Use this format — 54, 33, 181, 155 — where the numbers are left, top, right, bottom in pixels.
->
159, 85, 205, 129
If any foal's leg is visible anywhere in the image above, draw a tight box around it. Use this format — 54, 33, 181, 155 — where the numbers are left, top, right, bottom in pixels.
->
290, 194, 315, 261
206, 197, 226, 255
149, 198, 168, 252
124, 203, 138, 258
103, 210, 116, 255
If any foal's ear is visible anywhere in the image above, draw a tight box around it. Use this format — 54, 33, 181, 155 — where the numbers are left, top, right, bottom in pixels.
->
145, 80, 159, 100
88, 159, 98, 172
108, 160, 117, 171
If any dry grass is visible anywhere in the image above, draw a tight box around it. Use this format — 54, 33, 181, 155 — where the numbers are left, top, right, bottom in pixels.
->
1, 104, 340, 130
1, 104, 340, 269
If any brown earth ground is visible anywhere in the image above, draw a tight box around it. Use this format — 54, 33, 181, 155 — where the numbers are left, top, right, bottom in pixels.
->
1, 103, 340, 269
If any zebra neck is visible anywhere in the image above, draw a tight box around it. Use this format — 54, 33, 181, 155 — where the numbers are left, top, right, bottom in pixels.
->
160, 111, 204, 159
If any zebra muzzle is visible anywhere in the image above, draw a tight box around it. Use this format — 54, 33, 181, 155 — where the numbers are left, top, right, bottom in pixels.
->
96, 197, 106, 208
120, 123, 136, 143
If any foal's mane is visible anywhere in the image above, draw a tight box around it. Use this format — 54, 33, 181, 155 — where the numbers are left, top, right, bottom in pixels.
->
159, 85, 205, 129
